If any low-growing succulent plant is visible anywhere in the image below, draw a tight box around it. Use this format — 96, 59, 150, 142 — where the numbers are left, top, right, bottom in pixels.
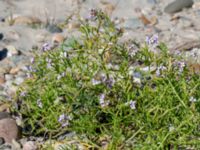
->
14, 10, 200, 149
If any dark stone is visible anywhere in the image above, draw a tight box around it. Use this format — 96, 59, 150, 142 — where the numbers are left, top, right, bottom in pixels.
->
0, 137, 5, 145
0, 17, 5, 22
46, 24, 63, 33
0, 33, 3, 41
164, 0, 194, 14
0, 112, 11, 120
0, 48, 8, 61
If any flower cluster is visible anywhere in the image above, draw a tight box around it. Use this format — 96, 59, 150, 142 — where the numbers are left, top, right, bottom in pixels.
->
20, 91, 27, 97
146, 34, 159, 53
87, 9, 98, 21
146, 34, 158, 46
99, 94, 109, 107
126, 100, 136, 110
42, 43, 52, 52
58, 114, 72, 127
91, 73, 115, 88
156, 65, 167, 77
127, 44, 139, 57
37, 99, 43, 108
173, 61, 186, 74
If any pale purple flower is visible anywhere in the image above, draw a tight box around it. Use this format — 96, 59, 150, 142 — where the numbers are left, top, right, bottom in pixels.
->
129, 100, 136, 110
20, 91, 26, 97
99, 94, 109, 107
42, 43, 52, 51
146, 34, 159, 53
47, 63, 52, 69
26, 66, 33, 72
37, 99, 43, 108
91, 78, 101, 85
156, 65, 167, 76
58, 114, 65, 122
146, 34, 158, 46
189, 96, 197, 102
174, 61, 186, 73
105, 77, 115, 88
177, 61, 185, 73
58, 114, 72, 127
100, 73, 107, 82
87, 9, 97, 21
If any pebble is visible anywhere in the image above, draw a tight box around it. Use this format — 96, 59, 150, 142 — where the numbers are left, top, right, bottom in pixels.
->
0, 48, 8, 61
13, 16, 41, 25
5, 74, 14, 80
164, 0, 194, 14
0, 118, 20, 143
0, 76, 5, 85
23, 141, 37, 150
12, 139, 22, 150
52, 34, 64, 44
67, 22, 80, 30
6, 45, 19, 57
0, 33, 3, 41
104, 3, 116, 16
14, 77, 24, 85
123, 18, 143, 29
7, 31, 20, 41
47, 24, 63, 33
9, 67, 20, 75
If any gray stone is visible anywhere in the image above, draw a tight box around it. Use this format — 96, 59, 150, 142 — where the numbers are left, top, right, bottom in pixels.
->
23, 141, 37, 150
14, 77, 24, 85
164, 0, 194, 14
0, 118, 20, 143
123, 18, 143, 29
46, 24, 63, 33
147, 0, 157, 5
0, 144, 12, 150
0, 112, 10, 120
5, 74, 14, 81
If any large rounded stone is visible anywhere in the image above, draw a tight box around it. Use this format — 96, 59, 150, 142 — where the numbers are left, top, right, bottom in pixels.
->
0, 118, 20, 143
164, 0, 194, 14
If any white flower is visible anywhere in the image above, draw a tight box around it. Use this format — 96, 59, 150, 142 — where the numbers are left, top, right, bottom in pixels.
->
37, 99, 43, 108
189, 96, 197, 102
